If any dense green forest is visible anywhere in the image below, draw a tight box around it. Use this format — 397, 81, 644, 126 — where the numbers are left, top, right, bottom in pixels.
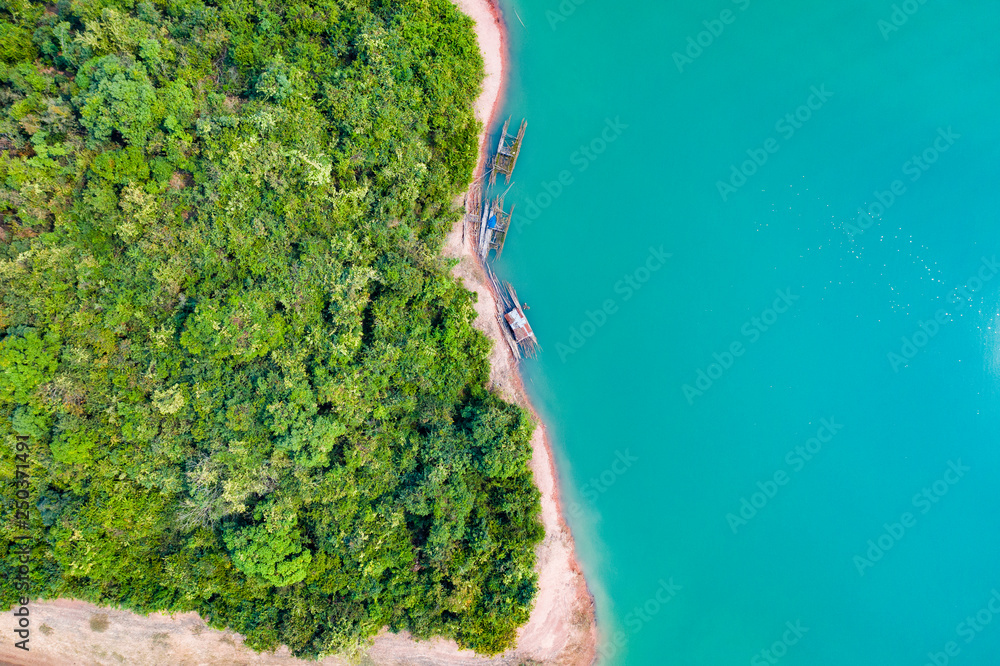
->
0, 0, 543, 657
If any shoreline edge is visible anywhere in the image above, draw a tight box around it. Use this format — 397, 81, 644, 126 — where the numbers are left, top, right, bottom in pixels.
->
440, 0, 600, 663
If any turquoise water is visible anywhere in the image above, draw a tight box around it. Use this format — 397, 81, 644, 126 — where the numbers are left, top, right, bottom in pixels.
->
490, 0, 1000, 664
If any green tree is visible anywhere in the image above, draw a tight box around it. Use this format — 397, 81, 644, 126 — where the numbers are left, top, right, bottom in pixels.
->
74, 55, 156, 146
224, 519, 313, 587
0, 0, 541, 658
0, 328, 59, 405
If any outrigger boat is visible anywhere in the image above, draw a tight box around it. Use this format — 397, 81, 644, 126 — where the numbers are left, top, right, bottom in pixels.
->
477, 195, 513, 260
485, 266, 539, 359
489, 117, 527, 186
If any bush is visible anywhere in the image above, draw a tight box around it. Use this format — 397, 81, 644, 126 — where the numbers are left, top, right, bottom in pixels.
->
0, 0, 541, 659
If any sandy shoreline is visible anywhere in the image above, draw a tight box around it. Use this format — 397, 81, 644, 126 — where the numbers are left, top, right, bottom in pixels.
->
377, 0, 598, 661
438, 0, 599, 663
0, 1, 597, 664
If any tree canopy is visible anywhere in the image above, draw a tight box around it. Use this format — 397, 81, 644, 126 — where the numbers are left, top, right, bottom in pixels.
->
0, 0, 542, 657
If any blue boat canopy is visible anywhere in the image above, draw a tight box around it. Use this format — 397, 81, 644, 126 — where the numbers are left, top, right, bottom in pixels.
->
487, 213, 498, 229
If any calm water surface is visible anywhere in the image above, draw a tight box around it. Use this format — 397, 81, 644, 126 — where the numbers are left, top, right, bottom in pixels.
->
490, 0, 1000, 664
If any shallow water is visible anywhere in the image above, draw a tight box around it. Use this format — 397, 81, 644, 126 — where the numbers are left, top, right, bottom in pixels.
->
490, 0, 1000, 663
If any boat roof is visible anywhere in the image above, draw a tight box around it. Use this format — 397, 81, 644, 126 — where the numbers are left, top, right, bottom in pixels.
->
504, 309, 534, 342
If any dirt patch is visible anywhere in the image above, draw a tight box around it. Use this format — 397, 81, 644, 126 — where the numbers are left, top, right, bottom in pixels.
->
89, 613, 109, 633
168, 170, 194, 190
